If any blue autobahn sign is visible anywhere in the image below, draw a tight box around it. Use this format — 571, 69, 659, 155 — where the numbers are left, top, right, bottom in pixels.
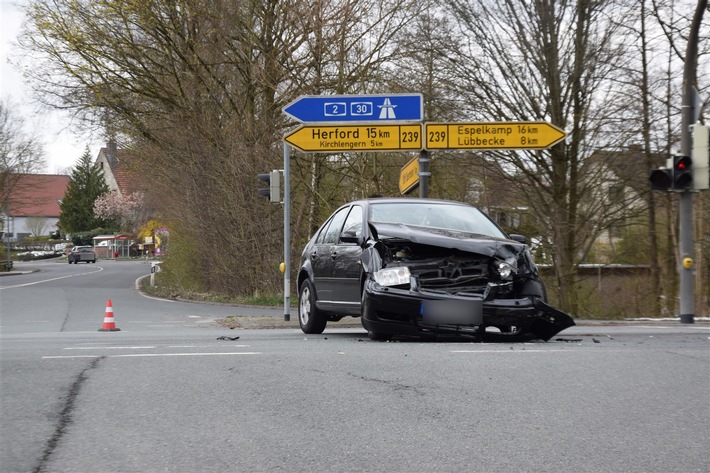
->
283, 93, 423, 123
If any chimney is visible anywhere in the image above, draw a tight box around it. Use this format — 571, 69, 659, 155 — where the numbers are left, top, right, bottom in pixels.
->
107, 139, 118, 167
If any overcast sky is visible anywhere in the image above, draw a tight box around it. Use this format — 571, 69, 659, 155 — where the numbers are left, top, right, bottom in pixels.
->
1, 0, 103, 175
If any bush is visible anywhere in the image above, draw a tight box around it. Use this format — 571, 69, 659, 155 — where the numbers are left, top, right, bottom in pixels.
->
0, 246, 10, 271
15, 250, 62, 261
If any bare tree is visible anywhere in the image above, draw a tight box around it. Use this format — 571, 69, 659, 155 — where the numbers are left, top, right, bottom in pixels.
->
25, 216, 50, 239
646, 0, 710, 315
0, 99, 45, 250
18, 0, 420, 296
430, 0, 642, 314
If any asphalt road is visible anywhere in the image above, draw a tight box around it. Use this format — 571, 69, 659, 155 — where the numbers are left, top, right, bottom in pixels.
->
1, 260, 708, 473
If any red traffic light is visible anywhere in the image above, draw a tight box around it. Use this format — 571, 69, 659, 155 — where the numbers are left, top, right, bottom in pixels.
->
672, 155, 692, 189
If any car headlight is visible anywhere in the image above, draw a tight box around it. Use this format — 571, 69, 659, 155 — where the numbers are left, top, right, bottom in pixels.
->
495, 258, 517, 280
373, 267, 411, 286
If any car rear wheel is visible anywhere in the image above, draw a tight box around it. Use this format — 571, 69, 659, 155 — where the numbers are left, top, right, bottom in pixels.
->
299, 280, 327, 334
367, 331, 392, 341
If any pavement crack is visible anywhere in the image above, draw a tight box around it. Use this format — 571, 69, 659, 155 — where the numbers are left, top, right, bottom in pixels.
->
350, 373, 425, 397
33, 356, 105, 473
58, 312, 69, 332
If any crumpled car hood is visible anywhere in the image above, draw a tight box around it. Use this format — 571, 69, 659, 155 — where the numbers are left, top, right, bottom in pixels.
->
371, 222, 524, 257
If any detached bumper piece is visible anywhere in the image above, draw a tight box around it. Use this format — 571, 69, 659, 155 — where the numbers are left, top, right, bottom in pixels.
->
362, 282, 575, 342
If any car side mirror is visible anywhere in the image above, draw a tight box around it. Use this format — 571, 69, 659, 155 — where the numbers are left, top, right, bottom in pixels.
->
509, 234, 527, 244
340, 230, 364, 246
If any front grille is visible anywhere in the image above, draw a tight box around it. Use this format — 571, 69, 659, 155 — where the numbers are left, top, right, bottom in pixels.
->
411, 258, 489, 293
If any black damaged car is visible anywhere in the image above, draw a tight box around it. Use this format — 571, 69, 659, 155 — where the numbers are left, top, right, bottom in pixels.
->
296, 198, 574, 341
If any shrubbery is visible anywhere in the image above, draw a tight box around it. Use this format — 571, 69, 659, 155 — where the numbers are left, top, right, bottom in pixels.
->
14, 250, 63, 261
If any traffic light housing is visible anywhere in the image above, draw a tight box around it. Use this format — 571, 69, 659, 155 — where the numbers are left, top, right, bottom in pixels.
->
649, 166, 673, 191
649, 155, 693, 191
257, 170, 281, 203
672, 155, 692, 189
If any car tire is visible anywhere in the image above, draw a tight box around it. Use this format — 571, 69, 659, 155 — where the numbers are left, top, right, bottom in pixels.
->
367, 331, 392, 341
298, 280, 327, 334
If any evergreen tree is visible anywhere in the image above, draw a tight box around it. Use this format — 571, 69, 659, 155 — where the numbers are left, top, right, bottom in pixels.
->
58, 148, 110, 234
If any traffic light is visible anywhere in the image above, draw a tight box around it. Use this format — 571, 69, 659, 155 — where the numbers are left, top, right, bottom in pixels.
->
691, 124, 709, 190
649, 155, 693, 191
672, 155, 692, 189
257, 170, 280, 203
649, 166, 673, 191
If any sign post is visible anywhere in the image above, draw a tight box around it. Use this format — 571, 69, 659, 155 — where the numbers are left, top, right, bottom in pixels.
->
283, 144, 290, 321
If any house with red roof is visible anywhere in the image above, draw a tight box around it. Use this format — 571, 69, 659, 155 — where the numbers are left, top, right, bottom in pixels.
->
2, 174, 70, 241
95, 141, 135, 196
1, 141, 141, 243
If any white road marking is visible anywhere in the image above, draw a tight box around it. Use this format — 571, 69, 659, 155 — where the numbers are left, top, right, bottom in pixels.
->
43, 352, 261, 359
632, 325, 710, 330
451, 349, 578, 353
63, 346, 156, 350
0, 266, 104, 289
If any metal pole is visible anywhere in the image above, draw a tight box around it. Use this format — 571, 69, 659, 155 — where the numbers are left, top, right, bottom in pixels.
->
677, 0, 705, 324
283, 144, 291, 321
419, 150, 431, 198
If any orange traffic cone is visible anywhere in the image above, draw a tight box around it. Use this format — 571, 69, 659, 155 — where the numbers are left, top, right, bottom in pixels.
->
98, 299, 121, 332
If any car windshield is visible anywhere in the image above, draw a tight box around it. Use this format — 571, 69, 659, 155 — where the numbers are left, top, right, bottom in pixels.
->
369, 202, 506, 238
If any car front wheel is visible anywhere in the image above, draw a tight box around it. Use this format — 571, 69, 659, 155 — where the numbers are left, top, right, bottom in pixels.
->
298, 280, 327, 334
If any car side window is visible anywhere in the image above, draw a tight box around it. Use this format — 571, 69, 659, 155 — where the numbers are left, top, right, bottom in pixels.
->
315, 220, 329, 244
322, 207, 349, 244
339, 205, 363, 243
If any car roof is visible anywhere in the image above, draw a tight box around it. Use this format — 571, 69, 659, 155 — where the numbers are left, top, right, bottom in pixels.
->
350, 197, 472, 207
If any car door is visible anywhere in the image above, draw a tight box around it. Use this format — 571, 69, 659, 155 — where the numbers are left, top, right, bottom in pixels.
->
329, 205, 364, 310
310, 206, 350, 303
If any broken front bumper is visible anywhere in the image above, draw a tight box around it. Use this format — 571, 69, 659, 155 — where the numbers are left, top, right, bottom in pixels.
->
360, 279, 575, 341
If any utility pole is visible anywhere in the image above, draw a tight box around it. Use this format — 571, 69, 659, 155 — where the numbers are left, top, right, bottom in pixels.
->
678, 0, 707, 323
419, 150, 431, 198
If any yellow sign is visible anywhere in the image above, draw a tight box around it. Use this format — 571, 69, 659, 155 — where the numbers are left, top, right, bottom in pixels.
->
284, 124, 422, 153
425, 122, 566, 150
399, 156, 419, 194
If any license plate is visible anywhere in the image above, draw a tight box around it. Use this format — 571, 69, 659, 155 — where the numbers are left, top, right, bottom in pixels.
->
420, 299, 483, 325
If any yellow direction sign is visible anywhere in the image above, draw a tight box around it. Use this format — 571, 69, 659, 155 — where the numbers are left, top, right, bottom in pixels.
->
284, 124, 422, 153
399, 156, 419, 194
425, 122, 566, 150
